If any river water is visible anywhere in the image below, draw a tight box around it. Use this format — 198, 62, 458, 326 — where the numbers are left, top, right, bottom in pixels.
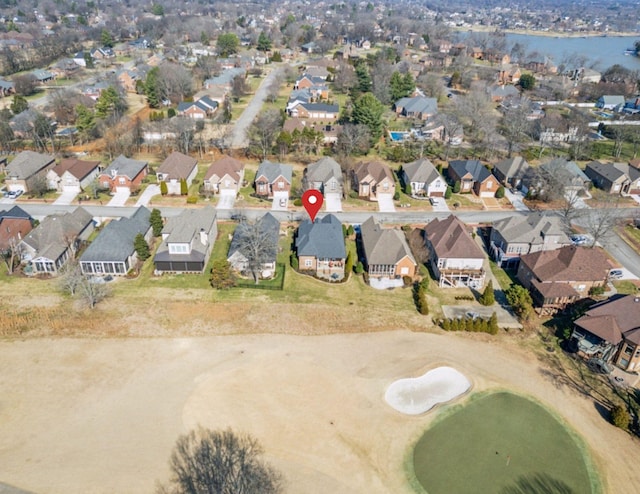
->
458, 32, 640, 71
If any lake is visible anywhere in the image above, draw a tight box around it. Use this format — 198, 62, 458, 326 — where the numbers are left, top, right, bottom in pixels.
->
458, 32, 640, 71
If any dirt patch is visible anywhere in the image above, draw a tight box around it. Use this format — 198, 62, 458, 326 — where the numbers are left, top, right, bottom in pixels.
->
0, 332, 635, 494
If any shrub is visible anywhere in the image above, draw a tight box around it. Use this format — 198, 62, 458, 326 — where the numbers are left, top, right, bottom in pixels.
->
160, 180, 168, 196
611, 405, 630, 429
404, 183, 412, 195
393, 191, 400, 200
403, 275, 412, 287
355, 261, 364, 274
495, 186, 505, 199
344, 251, 354, 276
293, 198, 302, 207
167, 108, 176, 118
186, 196, 198, 204
347, 225, 355, 236
488, 312, 499, 334
478, 280, 495, 306
413, 282, 429, 314
349, 190, 359, 199
444, 186, 452, 199
180, 178, 188, 196
453, 180, 461, 193
589, 285, 605, 296
290, 253, 299, 270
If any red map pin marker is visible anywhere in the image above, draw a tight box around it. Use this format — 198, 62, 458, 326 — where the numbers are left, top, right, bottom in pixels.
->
302, 189, 323, 222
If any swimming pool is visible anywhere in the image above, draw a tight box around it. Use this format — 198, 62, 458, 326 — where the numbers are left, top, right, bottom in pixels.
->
389, 131, 409, 142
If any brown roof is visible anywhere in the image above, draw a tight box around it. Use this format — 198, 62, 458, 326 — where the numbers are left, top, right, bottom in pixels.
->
575, 314, 623, 345
354, 161, 393, 184
531, 279, 580, 300
204, 155, 244, 182
519, 245, 610, 283
580, 294, 640, 335
423, 215, 485, 260
157, 152, 197, 180
55, 158, 101, 181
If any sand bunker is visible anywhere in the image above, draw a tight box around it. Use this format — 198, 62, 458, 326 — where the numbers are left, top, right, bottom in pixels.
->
385, 366, 471, 415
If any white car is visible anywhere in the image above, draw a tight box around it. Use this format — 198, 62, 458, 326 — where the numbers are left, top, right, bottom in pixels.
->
608, 269, 623, 280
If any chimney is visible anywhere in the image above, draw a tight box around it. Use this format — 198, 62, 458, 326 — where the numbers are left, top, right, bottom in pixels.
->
200, 228, 207, 245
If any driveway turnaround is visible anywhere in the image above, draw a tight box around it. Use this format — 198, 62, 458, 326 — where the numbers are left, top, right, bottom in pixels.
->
107, 188, 131, 207
216, 189, 237, 210
377, 194, 396, 212
135, 185, 160, 207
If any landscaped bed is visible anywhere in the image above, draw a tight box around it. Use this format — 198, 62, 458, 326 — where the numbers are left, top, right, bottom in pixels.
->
409, 391, 601, 494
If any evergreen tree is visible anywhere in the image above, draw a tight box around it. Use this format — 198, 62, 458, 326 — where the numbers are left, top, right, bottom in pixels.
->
160, 180, 168, 195
489, 312, 499, 334
352, 93, 385, 143
453, 180, 461, 193
95, 86, 124, 119
210, 260, 236, 289
217, 33, 240, 57
10, 94, 28, 115
180, 177, 188, 195
505, 284, 534, 320
344, 251, 354, 277
134, 233, 150, 261
445, 186, 452, 199
257, 32, 272, 52
100, 29, 114, 48
83, 52, 94, 69
355, 261, 364, 274
354, 62, 372, 94
479, 280, 495, 306
144, 67, 161, 108
150, 208, 163, 237
75, 104, 96, 136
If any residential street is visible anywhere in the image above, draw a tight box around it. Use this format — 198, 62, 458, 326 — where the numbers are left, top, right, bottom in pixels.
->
230, 66, 285, 149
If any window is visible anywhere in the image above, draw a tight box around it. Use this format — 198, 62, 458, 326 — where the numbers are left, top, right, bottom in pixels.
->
400, 267, 409, 275
576, 284, 586, 291
625, 345, 634, 356
486, 180, 493, 189
304, 259, 313, 267
169, 244, 189, 254
118, 177, 126, 184
278, 181, 285, 189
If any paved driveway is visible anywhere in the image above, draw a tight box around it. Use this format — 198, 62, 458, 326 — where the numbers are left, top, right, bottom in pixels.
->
216, 189, 237, 210
504, 189, 529, 211
135, 185, 160, 207
430, 196, 450, 212
630, 195, 640, 205
271, 190, 289, 211
53, 187, 80, 206
107, 188, 131, 207
325, 192, 342, 212
377, 194, 395, 212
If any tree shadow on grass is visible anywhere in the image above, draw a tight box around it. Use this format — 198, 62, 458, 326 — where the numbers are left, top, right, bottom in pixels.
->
499, 473, 576, 494
593, 400, 612, 423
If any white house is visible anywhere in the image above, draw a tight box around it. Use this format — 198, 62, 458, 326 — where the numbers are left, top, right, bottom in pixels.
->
401, 158, 447, 197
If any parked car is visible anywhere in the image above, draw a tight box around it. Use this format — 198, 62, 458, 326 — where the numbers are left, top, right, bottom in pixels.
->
608, 269, 623, 280
571, 234, 589, 246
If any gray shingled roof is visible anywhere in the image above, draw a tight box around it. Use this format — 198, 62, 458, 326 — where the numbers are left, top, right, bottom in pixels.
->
21, 207, 93, 261
585, 161, 627, 183
5, 151, 55, 180
101, 155, 148, 180
228, 212, 279, 261
154, 207, 217, 263
305, 157, 343, 185
300, 103, 339, 113
296, 214, 346, 259
360, 216, 416, 266
493, 156, 529, 180
80, 207, 150, 262
402, 158, 440, 184
541, 158, 590, 183
395, 96, 438, 115
255, 161, 292, 184
0, 205, 31, 220
492, 213, 571, 245
157, 152, 198, 180
448, 159, 491, 182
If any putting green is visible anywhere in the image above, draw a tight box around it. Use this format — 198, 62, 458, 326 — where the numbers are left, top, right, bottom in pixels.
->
411, 392, 601, 494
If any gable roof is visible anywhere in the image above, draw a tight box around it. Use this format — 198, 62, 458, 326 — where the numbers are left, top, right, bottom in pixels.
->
492, 213, 571, 245
157, 152, 198, 180
53, 158, 101, 181
424, 214, 485, 260
203, 67, 245, 87
296, 214, 346, 259
80, 207, 150, 262
305, 157, 343, 185
402, 158, 440, 184
101, 155, 148, 180
204, 155, 244, 182
228, 212, 280, 261
255, 161, 292, 184
6, 151, 55, 179
0, 205, 32, 221
395, 96, 438, 115
519, 245, 610, 283
448, 159, 491, 182
585, 161, 626, 183
154, 207, 217, 264
21, 207, 93, 261
299, 103, 339, 113
541, 158, 590, 183
354, 161, 393, 184
361, 216, 416, 266
599, 95, 625, 106
493, 156, 529, 179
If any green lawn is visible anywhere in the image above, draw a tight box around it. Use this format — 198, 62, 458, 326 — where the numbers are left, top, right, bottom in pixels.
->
410, 392, 601, 494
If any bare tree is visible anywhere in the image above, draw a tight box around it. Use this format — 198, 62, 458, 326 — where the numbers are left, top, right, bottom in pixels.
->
57, 260, 84, 296
581, 195, 622, 247
1, 237, 22, 275
234, 219, 278, 283
231, 74, 249, 102
77, 276, 110, 309
498, 97, 533, 158
332, 62, 357, 95
171, 117, 195, 155
158, 62, 193, 104
158, 427, 283, 494
335, 124, 371, 158
247, 109, 282, 159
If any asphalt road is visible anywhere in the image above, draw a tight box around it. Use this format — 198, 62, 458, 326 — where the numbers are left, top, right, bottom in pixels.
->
230, 65, 285, 149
